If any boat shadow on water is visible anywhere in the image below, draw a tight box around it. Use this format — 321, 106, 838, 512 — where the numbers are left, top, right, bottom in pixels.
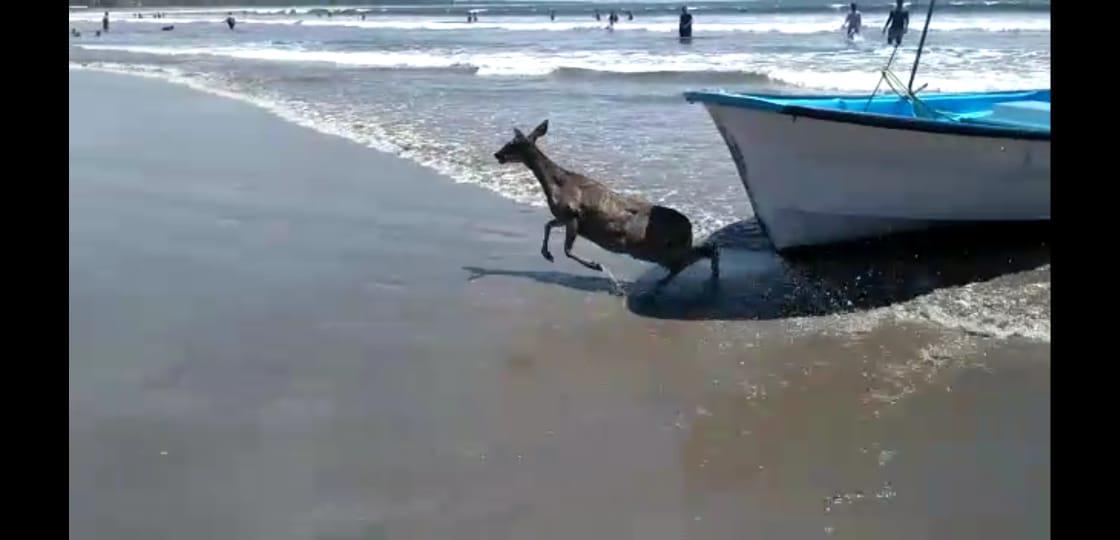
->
464, 219, 1049, 321
631, 219, 1050, 320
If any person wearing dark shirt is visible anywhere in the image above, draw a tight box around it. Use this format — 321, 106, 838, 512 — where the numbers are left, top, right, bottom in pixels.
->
882, 0, 909, 46
226, 13, 236, 30
678, 6, 693, 39
102, 12, 109, 32
842, 3, 862, 39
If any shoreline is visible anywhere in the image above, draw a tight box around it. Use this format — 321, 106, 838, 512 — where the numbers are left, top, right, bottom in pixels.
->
70, 69, 1048, 540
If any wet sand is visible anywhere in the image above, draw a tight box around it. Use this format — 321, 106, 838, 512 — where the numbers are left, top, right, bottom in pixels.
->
69, 69, 1049, 540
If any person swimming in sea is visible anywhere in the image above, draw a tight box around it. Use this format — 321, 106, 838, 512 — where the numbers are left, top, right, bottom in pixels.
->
626, 10, 634, 21
550, 10, 556, 21
842, 3, 862, 39
883, 0, 909, 46
226, 13, 236, 30
608, 10, 618, 29
102, 11, 109, 33
594, 9, 601, 21
678, 6, 693, 40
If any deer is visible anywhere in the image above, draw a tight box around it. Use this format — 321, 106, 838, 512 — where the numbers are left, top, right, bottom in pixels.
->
493, 120, 719, 294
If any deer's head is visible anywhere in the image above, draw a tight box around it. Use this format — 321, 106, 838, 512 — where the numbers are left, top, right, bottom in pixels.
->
493, 120, 549, 164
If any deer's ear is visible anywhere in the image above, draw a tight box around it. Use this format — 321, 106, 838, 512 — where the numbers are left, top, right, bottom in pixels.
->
528, 120, 549, 142
513, 128, 526, 140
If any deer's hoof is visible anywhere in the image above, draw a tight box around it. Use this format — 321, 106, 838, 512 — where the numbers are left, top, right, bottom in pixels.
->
541, 251, 554, 262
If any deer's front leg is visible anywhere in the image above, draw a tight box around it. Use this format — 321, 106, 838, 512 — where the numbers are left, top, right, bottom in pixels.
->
563, 218, 603, 272
541, 219, 561, 262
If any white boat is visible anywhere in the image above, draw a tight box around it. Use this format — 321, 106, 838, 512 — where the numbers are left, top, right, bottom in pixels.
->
683, 89, 1050, 252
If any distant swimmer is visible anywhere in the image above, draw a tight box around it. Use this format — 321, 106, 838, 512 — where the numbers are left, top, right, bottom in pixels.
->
608, 10, 618, 29
627, 10, 634, 21
883, 0, 909, 46
102, 11, 109, 32
550, 10, 556, 21
95, 30, 101, 37
226, 12, 236, 30
678, 6, 693, 39
161, 25, 174, 31
842, 3, 862, 38
361, 14, 366, 21
595, 9, 601, 21
71, 27, 81, 37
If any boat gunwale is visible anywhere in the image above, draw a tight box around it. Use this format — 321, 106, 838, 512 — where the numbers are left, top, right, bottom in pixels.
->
684, 90, 1051, 142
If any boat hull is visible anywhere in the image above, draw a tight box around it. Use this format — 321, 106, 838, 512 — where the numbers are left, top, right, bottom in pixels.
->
699, 103, 1050, 251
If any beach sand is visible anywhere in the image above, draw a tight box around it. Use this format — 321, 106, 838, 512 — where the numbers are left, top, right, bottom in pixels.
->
70, 70, 1049, 540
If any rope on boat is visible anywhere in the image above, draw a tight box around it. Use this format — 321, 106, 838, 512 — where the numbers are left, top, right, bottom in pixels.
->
862, 45, 953, 119
862, 44, 901, 112
862, 1, 955, 121
881, 68, 951, 120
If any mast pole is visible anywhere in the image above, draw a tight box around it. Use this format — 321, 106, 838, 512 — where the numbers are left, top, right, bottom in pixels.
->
908, 0, 937, 94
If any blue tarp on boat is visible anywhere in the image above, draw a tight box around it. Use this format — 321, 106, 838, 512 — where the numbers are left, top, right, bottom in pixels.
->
684, 89, 1050, 139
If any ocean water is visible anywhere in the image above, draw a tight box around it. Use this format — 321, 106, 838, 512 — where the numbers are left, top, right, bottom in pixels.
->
68, 0, 1050, 236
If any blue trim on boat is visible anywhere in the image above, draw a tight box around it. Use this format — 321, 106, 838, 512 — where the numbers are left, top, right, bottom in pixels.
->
684, 89, 1050, 141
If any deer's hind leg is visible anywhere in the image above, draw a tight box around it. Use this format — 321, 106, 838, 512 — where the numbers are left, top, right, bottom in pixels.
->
563, 218, 625, 295
698, 242, 720, 277
654, 243, 720, 289
562, 218, 604, 272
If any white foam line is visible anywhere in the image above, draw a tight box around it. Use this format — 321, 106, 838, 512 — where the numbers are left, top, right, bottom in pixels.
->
72, 45, 1050, 91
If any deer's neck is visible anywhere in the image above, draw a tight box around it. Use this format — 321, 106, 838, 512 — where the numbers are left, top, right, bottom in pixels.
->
522, 146, 564, 200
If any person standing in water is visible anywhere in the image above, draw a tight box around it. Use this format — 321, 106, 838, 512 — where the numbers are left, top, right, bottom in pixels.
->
102, 12, 109, 33
225, 13, 236, 30
842, 3, 862, 38
626, 10, 634, 21
882, 0, 909, 46
678, 6, 693, 39
594, 9, 601, 21
550, 10, 556, 21
608, 10, 618, 29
